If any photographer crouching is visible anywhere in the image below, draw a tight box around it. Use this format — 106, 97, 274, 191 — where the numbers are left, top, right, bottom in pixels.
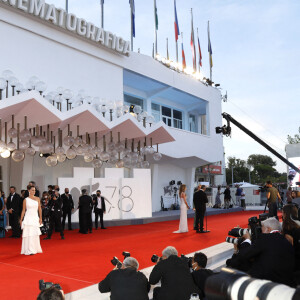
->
149, 246, 199, 300
98, 256, 150, 300
227, 217, 295, 286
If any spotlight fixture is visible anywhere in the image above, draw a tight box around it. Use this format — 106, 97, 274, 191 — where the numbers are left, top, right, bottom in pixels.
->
214, 84, 220, 87
177, 181, 182, 185
39, 153, 51, 158
169, 180, 175, 185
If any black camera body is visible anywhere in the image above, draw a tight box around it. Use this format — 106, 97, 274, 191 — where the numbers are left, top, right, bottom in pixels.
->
181, 254, 193, 268
151, 254, 161, 263
111, 257, 123, 269
39, 279, 62, 291
111, 251, 131, 269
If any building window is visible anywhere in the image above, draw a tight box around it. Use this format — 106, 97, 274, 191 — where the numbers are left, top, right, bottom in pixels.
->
189, 114, 197, 133
124, 94, 144, 109
162, 106, 172, 127
151, 103, 160, 123
173, 109, 182, 129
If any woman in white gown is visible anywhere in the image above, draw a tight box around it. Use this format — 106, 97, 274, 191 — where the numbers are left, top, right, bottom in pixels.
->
20, 185, 43, 255
173, 184, 190, 233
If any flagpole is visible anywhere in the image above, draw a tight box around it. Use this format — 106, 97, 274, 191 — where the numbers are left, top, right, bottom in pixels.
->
208, 21, 212, 81
152, 43, 155, 58
130, 1, 133, 51
174, 0, 178, 63
191, 8, 196, 73
65, 0, 68, 13
154, 0, 158, 55
166, 38, 169, 60
101, 0, 104, 28
197, 27, 199, 73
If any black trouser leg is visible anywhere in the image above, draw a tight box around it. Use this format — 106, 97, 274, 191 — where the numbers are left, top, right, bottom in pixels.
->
95, 212, 99, 229
268, 202, 278, 218
62, 211, 67, 229
99, 209, 104, 228
195, 210, 201, 231
11, 212, 21, 237
199, 209, 205, 231
48, 215, 54, 238
55, 213, 64, 237
67, 211, 72, 230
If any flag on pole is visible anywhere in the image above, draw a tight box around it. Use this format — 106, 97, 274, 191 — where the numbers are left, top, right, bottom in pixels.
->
181, 34, 186, 69
190, 9, 196, 72
154, 0, 158, 30
208, 21, 213, 68
174, 0, 180, 41
129, 0, 135, 37
100, 0, 104, 3
197, 28, 202, 70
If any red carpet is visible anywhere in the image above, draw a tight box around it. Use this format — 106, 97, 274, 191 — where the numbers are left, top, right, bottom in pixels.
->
0, 211, 264, 299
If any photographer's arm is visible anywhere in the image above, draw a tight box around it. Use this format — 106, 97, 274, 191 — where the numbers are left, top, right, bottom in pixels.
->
98, 272, 112, 293
149, 263, 162, 285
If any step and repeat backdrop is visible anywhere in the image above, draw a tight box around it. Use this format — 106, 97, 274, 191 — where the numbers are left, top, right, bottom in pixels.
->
58, 167, 152, 222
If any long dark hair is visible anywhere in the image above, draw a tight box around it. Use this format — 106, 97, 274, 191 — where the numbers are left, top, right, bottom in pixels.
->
282, 204, 300, 233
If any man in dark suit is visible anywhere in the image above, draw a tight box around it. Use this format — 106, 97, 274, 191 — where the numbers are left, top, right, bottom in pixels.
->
6, 186, 22, 238
93, 190, 106, 229
235, 217, 295, 286
193, 185, 208, 233
61, 188, 74, 230
99, 257, 150, 300
149, 246, 199, 300
44, 188, 64, 240
78, 189, 93, 234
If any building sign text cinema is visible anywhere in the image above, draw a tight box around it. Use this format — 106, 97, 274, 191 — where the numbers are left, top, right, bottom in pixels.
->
202, 165, 222, 174
1, 0, 130, 55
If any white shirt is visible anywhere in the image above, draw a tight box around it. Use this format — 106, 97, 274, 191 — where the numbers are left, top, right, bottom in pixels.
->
97, 197, 102, 209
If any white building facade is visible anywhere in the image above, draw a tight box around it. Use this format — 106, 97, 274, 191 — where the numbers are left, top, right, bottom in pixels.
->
0, 1, 225, 213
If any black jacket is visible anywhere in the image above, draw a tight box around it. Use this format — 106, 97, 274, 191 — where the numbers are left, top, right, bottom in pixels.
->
48, 196, 63, 214
193, 190, 208, 211
93, 195, 106, 212
61, 193, 74, 211
149, 255, 199, 300
192, 269, 214, 299
239, 232, 295, 286
99, 268, 150, 300
78, 195, 93, 213
226, 241, 252, 272
6, 193, 22, 215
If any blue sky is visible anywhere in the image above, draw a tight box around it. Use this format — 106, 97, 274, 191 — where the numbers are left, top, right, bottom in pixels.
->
48, 0, 300, 173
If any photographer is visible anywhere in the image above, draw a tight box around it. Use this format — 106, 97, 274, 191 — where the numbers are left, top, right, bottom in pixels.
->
282, 204, 300, 272
266, 181, 282, 218
37, 287, 64, 300
236, 217, 295, 286
225, 236, 251, 272
98, 257, 150, 300
149, 246, 199, 300
191, 252, 214, 299
44, 188, 64, 240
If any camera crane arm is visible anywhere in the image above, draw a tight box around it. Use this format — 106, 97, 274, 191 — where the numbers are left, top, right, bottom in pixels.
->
217, 112, 300, 174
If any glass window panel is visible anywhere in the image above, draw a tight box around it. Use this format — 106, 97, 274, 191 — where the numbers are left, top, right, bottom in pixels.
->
123, 94, 144, 108
162, 106, 171, 117
173, 109, 182, 120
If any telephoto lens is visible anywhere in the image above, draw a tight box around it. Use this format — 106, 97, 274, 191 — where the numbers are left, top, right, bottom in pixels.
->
111, 256, 122, 269
225, 236, 238, 244
228, 227, 248, 237
205, 268, 299, 300
190, 293, 200, 300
